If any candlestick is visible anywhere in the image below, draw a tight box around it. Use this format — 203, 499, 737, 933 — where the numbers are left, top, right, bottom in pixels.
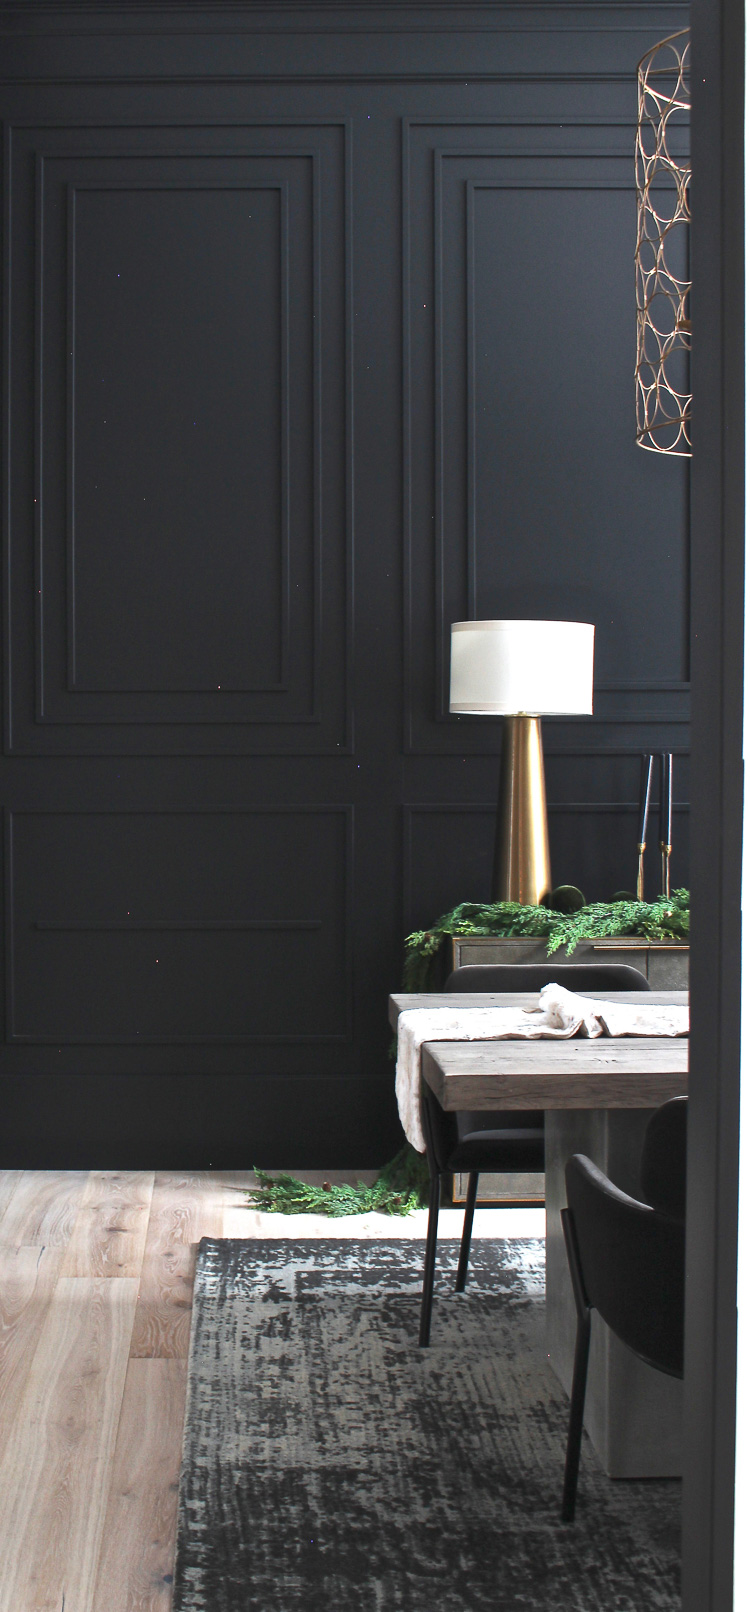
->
636, 752, 654, 901
660, 752, 673, 897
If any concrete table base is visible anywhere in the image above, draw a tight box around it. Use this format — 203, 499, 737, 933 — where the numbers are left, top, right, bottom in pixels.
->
545, 1109, 683, 1479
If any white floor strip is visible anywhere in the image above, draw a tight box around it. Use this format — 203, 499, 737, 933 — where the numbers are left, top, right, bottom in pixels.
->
223, 1204, 545, 1240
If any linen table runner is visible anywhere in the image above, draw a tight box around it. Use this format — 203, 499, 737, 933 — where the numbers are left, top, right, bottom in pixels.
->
396, 983, 689, 1153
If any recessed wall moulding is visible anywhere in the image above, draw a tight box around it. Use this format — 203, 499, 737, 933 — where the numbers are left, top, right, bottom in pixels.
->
403, 119, 690, 757
4, 124, 352, 755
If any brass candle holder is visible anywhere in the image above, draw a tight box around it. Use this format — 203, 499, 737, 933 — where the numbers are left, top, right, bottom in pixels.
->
635, 750, 673, 900
636, 753, 654, 901
660, 751, 673, 898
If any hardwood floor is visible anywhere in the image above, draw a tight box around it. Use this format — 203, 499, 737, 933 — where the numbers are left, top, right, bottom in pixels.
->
0, 1170, 250, 1612
0, 1170, 543, 1610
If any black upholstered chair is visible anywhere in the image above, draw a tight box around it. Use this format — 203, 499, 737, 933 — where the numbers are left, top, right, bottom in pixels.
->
418, 961, 651, 1347
560, 1095, 687, 1521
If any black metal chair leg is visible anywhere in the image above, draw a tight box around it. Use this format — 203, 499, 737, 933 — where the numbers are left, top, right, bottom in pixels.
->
561, 1308, 591, 1522
455, 1170, 479, 1292
560, 1207, 592, 1522
419, 1173, 441, 1347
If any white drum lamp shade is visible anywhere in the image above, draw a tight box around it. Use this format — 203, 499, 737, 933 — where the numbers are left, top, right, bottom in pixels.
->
449, 620, 595, 716
448, 621, 595, 906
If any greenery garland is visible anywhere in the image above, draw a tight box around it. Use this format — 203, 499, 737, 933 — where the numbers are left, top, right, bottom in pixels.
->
402, 890, 690, 994
247, 1144, 431, 1218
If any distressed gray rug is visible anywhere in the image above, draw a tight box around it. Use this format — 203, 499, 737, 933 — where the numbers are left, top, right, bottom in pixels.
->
173, 1238, 680, 1612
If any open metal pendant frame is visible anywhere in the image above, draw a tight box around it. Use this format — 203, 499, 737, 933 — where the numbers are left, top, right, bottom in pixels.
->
635, 29, 691, 456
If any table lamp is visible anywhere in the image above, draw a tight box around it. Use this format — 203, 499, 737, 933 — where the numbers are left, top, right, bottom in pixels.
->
449, 620, 595, 906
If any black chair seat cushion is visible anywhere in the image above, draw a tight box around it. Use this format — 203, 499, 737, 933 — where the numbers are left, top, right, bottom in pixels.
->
449, 1108, 544, 1170
448, 1130, 545, 1172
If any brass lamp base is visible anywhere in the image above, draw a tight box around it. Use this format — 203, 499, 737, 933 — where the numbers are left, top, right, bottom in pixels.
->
492, 715, 552, 906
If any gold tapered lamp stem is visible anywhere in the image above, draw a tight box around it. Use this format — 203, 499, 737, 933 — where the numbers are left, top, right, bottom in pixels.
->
492, 715, 552, 906
636, 844, 647, 901
661, 843, 672, 899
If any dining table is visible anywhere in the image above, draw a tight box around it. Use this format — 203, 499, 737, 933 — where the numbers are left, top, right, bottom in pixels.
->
389, 989, 689, 1480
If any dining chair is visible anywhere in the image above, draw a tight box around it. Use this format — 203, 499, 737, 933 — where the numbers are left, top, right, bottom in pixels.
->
560, 1094, 687, 1521
418, 961, 652, 1347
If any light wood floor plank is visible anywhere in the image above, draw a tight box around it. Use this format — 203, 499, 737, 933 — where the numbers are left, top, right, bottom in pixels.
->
60, 1171, 155, 1279
0, 1243, 64, 1445
0, 1275, 139, 1612
0, 1169, 88, 1250
91, 1357, 187, 1612
0, 1171, 23, 1227
129, 1173, 234, 1359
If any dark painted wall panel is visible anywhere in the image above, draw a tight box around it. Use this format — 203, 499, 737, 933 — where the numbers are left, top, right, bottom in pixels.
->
0, 1072, 402, 1171
0, 2, 690, 1165
0, 5, 691, 85
7, 808, 351, 1043
470, 184, 689, 684
404, 118, 690, 754
72, 183, 285, 692
7, 123, 349, 752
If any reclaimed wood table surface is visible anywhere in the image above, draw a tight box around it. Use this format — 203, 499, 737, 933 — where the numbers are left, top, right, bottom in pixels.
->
389, 991, 689, 1111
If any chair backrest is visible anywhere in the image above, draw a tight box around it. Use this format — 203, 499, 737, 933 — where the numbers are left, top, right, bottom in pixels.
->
444, 962, 651, 994
640, 1095, 688, 1219
565, 1153, 685, 1376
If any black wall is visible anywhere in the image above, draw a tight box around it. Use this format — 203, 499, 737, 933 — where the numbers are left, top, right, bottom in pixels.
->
0, 1, 690, 1166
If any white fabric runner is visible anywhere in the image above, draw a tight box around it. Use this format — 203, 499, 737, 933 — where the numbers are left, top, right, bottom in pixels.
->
395, 983, 689, 1154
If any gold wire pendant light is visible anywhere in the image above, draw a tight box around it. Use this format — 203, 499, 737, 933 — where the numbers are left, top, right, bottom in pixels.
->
635, 29, 691, 456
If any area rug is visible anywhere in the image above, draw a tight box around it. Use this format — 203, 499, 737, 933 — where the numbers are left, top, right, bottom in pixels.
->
173, 1238, 681, 1612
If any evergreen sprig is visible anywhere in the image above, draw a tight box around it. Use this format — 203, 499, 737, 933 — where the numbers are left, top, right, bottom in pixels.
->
247, 1145, 430, 1218
403, 891, 689, 994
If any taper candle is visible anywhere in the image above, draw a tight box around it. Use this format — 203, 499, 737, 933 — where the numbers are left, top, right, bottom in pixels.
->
660, 752, 673, 897
660, 752, 673, 848
636, 752, 654, 900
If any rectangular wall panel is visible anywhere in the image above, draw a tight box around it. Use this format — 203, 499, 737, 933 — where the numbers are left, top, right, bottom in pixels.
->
467, 180, 689, 684
6, 809, 352, 1043
4, 125, 351, 754
403, 120, 691, 755
69, 181, 287, 695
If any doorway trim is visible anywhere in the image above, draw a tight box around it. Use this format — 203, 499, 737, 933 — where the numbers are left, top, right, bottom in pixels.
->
685, 0, 744, 1604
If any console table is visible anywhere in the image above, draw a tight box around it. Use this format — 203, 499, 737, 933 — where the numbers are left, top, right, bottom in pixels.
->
447, 934, 689, 990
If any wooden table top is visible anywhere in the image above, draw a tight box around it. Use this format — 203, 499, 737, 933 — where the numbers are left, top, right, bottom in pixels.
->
389, 991, 689, 1111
